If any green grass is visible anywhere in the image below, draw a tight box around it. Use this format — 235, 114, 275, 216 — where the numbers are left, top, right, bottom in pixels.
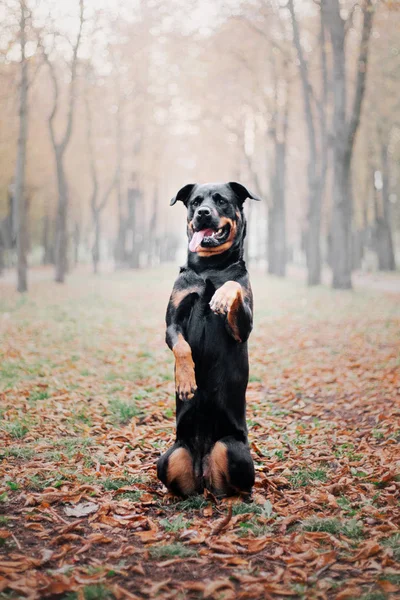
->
357, 593, 386, 600
149, 543, 198, 559
0, 446, 35, 459
301, 517, 364, 539
27, 473, 70, 491
6, 481, 19, 491
101, 476, 142, 491
1, 422, 29, 439
118, 491, 142, 502
28, 388, 49, 402
50, 437, 94, 456
288, 467, 328, 488
382, 533, 400, 561
0, 360, 51, 390
63, 585, 115, 600
237, 517, 270, 537
160, 515, 192, 532
232, 502, 263, 516
172, 496, 208, 512
380, 573, 400, 585
108, 398, 140, 424
337, 496, 359, 517
334, 443, 363, 461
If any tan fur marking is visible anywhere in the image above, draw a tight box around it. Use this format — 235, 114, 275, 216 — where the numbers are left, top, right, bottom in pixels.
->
167, 447, 195, 495
171, 286, 200, 309
173, 333, 196, 400
209, 442, 229, 493
210, 281, 244, 342
197, 219, 237, 257
226, 289, 243, 343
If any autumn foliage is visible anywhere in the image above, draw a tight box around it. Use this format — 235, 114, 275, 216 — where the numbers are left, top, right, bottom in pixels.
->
0, 268, 399, 599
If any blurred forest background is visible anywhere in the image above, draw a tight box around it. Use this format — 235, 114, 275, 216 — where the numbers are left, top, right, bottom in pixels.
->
0, 0, 399, 292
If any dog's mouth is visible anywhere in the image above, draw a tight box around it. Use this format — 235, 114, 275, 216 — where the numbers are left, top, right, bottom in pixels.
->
189, 223, 231, 252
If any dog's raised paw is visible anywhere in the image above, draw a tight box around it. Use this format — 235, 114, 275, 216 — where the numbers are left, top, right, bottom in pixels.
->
210, 281, 243, 315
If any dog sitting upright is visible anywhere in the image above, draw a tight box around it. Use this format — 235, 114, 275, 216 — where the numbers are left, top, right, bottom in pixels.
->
157, 182, 261, 497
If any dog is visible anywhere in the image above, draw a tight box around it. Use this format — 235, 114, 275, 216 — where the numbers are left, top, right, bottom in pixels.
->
157, 182, 261, 497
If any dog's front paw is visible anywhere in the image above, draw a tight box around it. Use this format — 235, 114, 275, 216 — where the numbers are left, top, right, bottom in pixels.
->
176, 364, 197, 401
210, 281, 243, 315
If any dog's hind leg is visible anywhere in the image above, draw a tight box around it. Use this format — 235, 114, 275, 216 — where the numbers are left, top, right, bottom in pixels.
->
208, 437, 254, 496
157, 443, 196, 497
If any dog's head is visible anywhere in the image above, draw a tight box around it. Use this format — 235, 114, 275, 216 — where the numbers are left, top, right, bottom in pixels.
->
170, 182, 261, 258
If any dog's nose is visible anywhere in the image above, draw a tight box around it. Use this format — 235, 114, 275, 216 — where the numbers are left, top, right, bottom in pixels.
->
197, 207, 211, 218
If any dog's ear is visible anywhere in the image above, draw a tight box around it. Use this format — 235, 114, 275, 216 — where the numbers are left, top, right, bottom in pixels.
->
228, 182, 262, 204
170, 183, 197, 207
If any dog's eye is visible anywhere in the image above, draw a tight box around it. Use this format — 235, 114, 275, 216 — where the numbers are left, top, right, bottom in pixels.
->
192, 197, 202, 207
215, 196, 227, 206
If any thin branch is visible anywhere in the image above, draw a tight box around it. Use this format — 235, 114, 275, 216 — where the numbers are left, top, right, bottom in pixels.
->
346, 0, 374, 152
84, 75, 99, 218
41, 45, 59, 151
287, 0, 317, 161
59, 0, 84, 154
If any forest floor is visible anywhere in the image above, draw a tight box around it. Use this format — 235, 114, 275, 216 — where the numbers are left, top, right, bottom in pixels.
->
0, 267, 399, 600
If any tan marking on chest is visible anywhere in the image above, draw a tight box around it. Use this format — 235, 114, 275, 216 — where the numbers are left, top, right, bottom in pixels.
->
171, 286, 201, 309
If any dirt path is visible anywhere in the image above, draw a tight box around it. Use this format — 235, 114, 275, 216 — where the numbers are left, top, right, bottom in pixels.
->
1, 270, 399, 599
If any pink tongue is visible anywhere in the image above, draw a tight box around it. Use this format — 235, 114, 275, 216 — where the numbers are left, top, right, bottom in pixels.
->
189, 229, 213, 252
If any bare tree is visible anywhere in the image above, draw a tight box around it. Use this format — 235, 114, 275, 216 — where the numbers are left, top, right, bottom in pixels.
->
374, 125, 396, 270
13, 0, 29, 292
288, 0, 329, 286
267, 49, 290, 277
323, 0, 374, 289
84, 81, 118, 274
42, 0, 84, 283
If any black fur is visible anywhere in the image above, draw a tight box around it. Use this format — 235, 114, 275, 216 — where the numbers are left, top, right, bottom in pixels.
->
157, 182, 260, 496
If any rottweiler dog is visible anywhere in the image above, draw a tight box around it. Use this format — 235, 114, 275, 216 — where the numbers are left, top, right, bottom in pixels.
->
157, 182, 261, 497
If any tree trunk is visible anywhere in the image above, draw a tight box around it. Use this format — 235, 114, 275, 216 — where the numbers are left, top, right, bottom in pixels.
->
268, 141, 287, 277
331, 154, 353, 288
44, 0, 84, 284
306, 184, 322, 285
289, 0, 325, 286
73, 221, 80, 267
13, 0, 29, 293
127, 186, 141, 269
324, 0, 350, 288
92, 212, 100, 274
54, 155, 69, 283
42, 213, 49, 265
375, 142, 396, 271
324, 0, 374, 289
146, 184, 158, 266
